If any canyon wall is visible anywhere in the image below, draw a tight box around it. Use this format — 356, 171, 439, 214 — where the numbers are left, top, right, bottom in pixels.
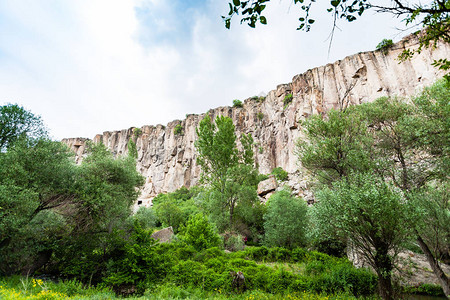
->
62, 34, 450, 207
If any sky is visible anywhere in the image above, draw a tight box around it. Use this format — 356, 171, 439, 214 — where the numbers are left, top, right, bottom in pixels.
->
0, 0, 412, 140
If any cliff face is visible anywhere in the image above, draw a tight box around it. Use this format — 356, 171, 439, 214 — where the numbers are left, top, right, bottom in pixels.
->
62, 34, 450, 206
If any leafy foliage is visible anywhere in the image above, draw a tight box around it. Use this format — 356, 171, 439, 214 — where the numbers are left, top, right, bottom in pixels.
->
179, 214, 222, 251
264, 190, 308, 248
232, 99, 243, 108
296, 108, 372, 185
257, 112, 264, 121
283, 93, 293, 109
311, 173, 415, 299
271, 167, 288, 181
152, 187, 202, 233
224, 1, 450, 81
297, 80, 450, 298
195, 115, 259, 230
0, 104, 47, 151
174, 124, 183, 135
132, 127, 142, 138
376, 38, 394, 54
0, 138, 76, 274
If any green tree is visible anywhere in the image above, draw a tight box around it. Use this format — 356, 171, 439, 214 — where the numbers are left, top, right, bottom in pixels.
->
263, 190, 308, 248
195, 115, 258, 229
0, 138, 76, 274
0, 104, 47, 151
297, 80, 450, 297
359, 87, 450, 296
296, 108, 372, 185
412, 183, 450, 265
131, 207, 158, 230
311, 173, 415, 300
152, 187, 202, 233
55, 142, 144, 281
271, 167, 289, 181
179, 213, 221, 251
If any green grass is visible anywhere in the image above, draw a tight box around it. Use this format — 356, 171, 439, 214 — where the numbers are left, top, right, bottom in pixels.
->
1, 246, 382, 299
0, 277, 365, 299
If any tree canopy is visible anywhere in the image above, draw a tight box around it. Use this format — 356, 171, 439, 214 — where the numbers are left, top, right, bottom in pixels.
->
297, 79, 450, 298
195, 115, 259, 230
0, 104, 47, 151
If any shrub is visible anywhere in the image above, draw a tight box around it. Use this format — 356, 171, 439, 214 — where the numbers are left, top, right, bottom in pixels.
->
291, 247, 308, 262
101, 225, 174, 294
257, 112, 264, 121
311, 236, 347, 257
131, 207, 157, 230
376, 38, 394, 54
232, 99, 243, 108
179, 214, 221, 251
173, 124, 183, 135
224, 232, 245, 252
271, 167, 288, 181
283, 93, 293, 109
403, 283, 445, 296
267, 247, 291, 261
133, 127, 142, 138
264, 190, 308, 248
251, 96, 266, 103
305, 260, 326, 276
243, 246, 269, 261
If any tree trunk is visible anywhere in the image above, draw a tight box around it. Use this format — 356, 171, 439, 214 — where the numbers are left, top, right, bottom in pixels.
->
374, 245, 395, 300
21, 249, 53, 276
417, 235, 450, 298
377, 272, 394, 300
229, 203, 234, 230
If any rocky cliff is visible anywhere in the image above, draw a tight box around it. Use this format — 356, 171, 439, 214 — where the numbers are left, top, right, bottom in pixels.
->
62, 33, 450, 207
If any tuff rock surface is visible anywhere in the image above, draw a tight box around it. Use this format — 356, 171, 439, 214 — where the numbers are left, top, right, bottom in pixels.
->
62, 33, 450, 207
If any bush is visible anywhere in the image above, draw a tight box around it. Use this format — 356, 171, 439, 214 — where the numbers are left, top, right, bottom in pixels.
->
232, 99, 243, 108
243, 246, 269, 261
267, 247, 291, 261
179, 214, 221, 251
173, 124, 183, 135
305, 261, 326, 276
376, 38, 394, 54
264, 190, 308, 248
311, 236, 347, 257
101, 225, 174, 294
403, 283, 445, 296
133, 127, 142, 138
251, 96, 266, 103
257, 112, 264, 121
271, 167, 288, 181
131, 207, 157, 230
224, 232, 245, 252
283, 93, 293, 109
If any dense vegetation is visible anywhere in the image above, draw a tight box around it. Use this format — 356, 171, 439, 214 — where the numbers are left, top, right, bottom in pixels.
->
0, 79, 448, 299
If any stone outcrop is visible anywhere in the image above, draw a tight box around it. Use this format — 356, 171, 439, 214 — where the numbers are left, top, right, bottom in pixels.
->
62, 33, 450, 207
151, 227, 174, 243
257, 176, 278, 198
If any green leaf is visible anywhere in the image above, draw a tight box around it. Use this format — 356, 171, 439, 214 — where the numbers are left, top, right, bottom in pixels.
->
260, 16, 267, 24
225, 19, 231, 29
233, 0, 241, 6
331, 0, 340, 7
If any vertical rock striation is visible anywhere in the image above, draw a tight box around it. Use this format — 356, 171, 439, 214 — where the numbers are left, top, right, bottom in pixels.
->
62, 34, 450, 205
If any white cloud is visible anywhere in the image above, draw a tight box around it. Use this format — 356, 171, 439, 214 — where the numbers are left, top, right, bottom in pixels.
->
0, 0, 408, 140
